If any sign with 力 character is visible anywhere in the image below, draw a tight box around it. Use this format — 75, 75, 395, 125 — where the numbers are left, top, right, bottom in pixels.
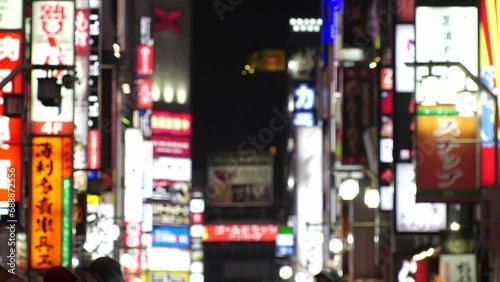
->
30, 136, 73, 269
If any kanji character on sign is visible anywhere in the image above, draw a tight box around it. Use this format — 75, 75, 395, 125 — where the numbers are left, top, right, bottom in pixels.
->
35, 216, 54, 233
36, 159, 53, 175
40, 4, 66, 35
36, 197, 53, 215
36, 142, 53, 158
37, 254, 52, 266
35, 236, 53, 252
0, 36, 20, 62
36, 177, 53, 194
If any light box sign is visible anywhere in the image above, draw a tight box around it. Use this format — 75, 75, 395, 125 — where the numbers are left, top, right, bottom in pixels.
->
153, 157, 191, 182
87, 7, 100, 130
207, 152, 273, 207
87, 130, 100, 170
292, 80, 316, 127
30, 1, 75, 136
151, 111, 192, 136
30, 136, 73, 269
0, 0, 23, 30
152, 135, 191, 158
480, 0, 500, 186
440, 254, 477, 282
395, 163, 447, 233
142, 271, 189, 282
395, 24, 415, 93
203, 224, 278, 242
275, 226, 294, 257
75, 9, 89, 55
152, 203, 190, 226
415, 106, 480, 201
152, 225, 190, 248
0, 31, 23, 204
137, 45, 153, 76
137, 78, 153, 109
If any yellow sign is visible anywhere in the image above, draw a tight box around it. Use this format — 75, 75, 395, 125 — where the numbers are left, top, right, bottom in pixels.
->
30, 137, 64, 269
142, 271, 189, 282
247, 49, 286, 72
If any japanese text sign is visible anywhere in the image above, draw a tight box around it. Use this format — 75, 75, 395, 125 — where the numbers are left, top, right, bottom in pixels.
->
137, 45, 153, 76
75, 9, 89, 55
30, 136, 72, 269
203, 224, 278, 242
0, 0, 23, 30
0, 32, 23, 94
31, 1, 75, 136
151, 111, 192, 136
440, 254, 477, 282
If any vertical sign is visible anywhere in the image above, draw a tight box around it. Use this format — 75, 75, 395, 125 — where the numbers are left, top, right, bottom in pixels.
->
0, 0, 23, 30
479, 0, 500, 186
30, 137, 65, 269
292, 80, 316, 127
439, 254, 477, 282
415, 6, 479, 202
87, 6, 100, 131
342, 68, 373, 165
0, 31, 23, 216
31, 1, 75, 136
296, 126, 323, 277
379, 67, 393, 211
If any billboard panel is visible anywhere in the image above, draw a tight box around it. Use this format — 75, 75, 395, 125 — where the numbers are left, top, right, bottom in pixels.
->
30, 1, 75, 136
395, 24, 415, 93
30, 136, 73, 269
203, 224, 278, 242
0, 0, 23, 29
295, 126, 323, 276
207, 152, 273, 207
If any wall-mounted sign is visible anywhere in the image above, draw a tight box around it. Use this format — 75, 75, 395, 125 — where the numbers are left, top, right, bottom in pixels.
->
395, 24, 415, 93
151, 180, 191, 204
395, 163, 447, 233
137, 46, 153, 76
275, 226, 294, 257
152, 225, 190, 248
440, 254, 477, 282
30, 1, 75, 136
87, 130, 100, 170
152, 203, 190, 225
0, 0, 23, 30
207, 152, 273, 207
292, 80, 315, 127
87, 7, 100, 131
137, 79, 153, 109
151, 111, 192, 136
142, 271, 189, 282
380, 67, 393, 91
203, 224, 278, 242
153, 157, 191, 182
75, 9, 89, 55
415, 106, 480, 201
30, 136, 73, 269
152, 135, 191, 158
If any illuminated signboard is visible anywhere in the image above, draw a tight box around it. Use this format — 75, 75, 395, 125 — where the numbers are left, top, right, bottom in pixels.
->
292, 80, 315, 127
203, 224, 278, 242
137, 78, 153, 109
440, 254, 477, 282
151, 135, 191, 158
152, 225, 190, 248
152, 203, 190, 225
87, 130, 100, 170
415, 7, 479, 201
0, 1, 23, 30
30, 1, 75, 136
88, 7, 100, 130
137, 45, 153, 76
151, 111, 192, 136
395, 24, 415, 93
30, 136, 73, 269
395, 163, 447, 233
0, 31, 23, 205
75, 9, 89, 55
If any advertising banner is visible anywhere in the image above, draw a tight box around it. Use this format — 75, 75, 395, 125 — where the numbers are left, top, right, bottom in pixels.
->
151, 180, 191, 203
31, 1, 75, 136
30, 136, 73, 269
415, 106, 480, 201
395, 163, 447, 233
152, 225, 190, 248
342, 68, 373, 165
295, 126, 323, 276
0, 31, 23, 207
439, 254, 477, 282
152, 203, 190, 226
203, 224, 278, 242
480, 0, 500, 186
207, 152, 273, 207
151, 111, 192, 136
142, 271, 189, 282
75, 9, 89, 55
395, 24, 415, 93
0, 0, 23, 29
152, 135, 191, 158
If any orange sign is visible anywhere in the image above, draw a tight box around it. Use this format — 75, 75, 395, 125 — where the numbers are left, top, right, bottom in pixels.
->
415, 105, 479, 201
203, 224, 278, 242
380, 67, 393, 91
30, 137, 65, 269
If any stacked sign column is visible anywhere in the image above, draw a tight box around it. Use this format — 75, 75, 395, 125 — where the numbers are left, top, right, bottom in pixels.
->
29, 0, 75, 270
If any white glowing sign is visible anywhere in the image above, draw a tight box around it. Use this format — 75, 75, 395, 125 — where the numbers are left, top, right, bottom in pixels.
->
296, 126, 323, 277
0, 0, 23, 30
30, 1, 75, 135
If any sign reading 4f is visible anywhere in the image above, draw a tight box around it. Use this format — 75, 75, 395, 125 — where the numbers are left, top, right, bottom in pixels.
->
294, 83, 315, 111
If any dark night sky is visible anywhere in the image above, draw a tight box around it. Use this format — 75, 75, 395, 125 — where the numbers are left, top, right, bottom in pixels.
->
191, 0, 320, 172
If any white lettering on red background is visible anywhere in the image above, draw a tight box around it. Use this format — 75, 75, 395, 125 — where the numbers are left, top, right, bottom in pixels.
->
40, 3, 67, 78
433, 118, 463, 188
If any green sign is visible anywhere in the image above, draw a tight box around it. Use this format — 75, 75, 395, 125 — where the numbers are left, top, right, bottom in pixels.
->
61, 178, 72, 267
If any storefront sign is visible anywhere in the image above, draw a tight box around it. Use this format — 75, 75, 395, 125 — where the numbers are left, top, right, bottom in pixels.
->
152, 203, 190, 225
439, 254, 477, 282
30, 136, 73, 269
151, 111, 192, 136
380, 67, 393, 91
152, 135, 191, 158
87, 7, 100, 130
75, 9, 89, 55
0, 0, 23, 29
137, 46, 153, 76
415, 106, 479, 201
395, 24, 415, 93
87, 130, 100, 170
292, 80, 315, 127
153, 157, 191, 182
143, 271, 189, 282
31, 1, 75, 135
137, 79, 153, 109
203, 224, 278, 242
152, 225, 190, 248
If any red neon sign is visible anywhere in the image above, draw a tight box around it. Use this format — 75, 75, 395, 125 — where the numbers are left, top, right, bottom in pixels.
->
203, 224, 278, 242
